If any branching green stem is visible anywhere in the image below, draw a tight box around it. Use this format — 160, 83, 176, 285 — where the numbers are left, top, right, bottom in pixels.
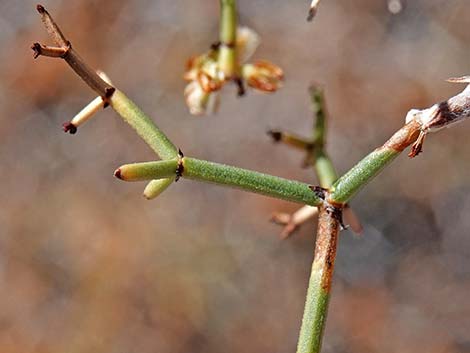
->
295, 86, 340, 353
33, 7, 470, 353
115, 157, 323, 206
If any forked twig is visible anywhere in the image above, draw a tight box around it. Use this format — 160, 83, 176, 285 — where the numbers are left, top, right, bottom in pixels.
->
32, 5, 114, 100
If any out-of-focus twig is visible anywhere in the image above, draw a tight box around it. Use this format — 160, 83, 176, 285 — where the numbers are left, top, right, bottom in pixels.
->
307, 0, 322, 21
270, 86, 363, 237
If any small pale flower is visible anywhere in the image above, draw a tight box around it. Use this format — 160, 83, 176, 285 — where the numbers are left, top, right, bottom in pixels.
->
184, 80, 219, 116
236, 27, 260, 64
242, 60, 284, 92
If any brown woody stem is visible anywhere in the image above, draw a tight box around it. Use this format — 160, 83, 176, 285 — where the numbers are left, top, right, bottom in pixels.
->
33, 5, 114, 99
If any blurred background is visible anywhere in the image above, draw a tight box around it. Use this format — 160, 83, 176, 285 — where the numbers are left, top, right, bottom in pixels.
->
1, 0, 470, 352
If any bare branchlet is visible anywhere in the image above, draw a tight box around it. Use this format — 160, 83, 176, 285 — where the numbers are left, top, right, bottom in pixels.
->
32, 5, 115, 102
307, 0, 321, 21
406, 83, 470, 157
271, 205, 319, 239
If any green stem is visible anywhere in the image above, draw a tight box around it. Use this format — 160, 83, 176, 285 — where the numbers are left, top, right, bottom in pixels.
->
218, 0, 237, 78
330, 120, 421, 204
182, 157, 322, 205
296, 205, 340, 353
313, 150, 337, 188
294, 86, 339, 353
310, 86, 327, 149
116, 157, 323, 206
143, 178, 175, 200
309, 86, 337, 188
110, 90, 178, 160
115, 159, 179, 181
110, 89, 178, 193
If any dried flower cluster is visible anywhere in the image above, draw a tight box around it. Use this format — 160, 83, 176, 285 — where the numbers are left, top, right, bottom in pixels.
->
184, 27, 283, 115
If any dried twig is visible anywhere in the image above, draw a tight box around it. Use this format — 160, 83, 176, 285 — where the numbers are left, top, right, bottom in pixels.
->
32, 5, 114, 100
307, 0, 322, 21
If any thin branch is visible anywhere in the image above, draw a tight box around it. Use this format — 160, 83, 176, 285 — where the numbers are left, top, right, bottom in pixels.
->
296, 202, 341, 353
268, 130, 315, 152
330, 119, 420, 204
307, 0, 322, 22
330, 83, 470, 204
109, 90, 178, 160
114, 157, 324, 206
31, 43, 67, 58
271, 206, 319, 239
143, 179, 174, 200
33, 5, 114, 99
218, 0, 238, 79
114, 159, 179, 182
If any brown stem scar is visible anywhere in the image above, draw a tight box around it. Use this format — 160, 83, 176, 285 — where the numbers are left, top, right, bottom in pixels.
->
114, 168, 122, 179
408, 131, 426, 158
267, 130, 283, 142
309, 185, 327, 201
175, 149, 185, 182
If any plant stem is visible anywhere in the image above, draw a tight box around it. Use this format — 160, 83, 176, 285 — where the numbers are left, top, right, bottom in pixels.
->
143, 178, 175, 200
110, 90, 178, 191
296, 204, 341, 353
182, 157, 322, 205
309, 86, 337, 188
218, 0, 237, 79
330, 119, 421, 204
313, 150, 337, 188
310, 86, 327, 149
294, 86, 339, 353
110, 90, 178, 160
115, 157, 323, 206
115, 159, 179, 181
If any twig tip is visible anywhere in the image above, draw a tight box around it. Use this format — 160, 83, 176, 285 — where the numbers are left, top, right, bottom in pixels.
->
267, 130, 282, 142
62, 122, 77, 134
36, 4, 46, 14
114, 168, 122, 179
31, 43, 41, 59
307, 8, 316, 22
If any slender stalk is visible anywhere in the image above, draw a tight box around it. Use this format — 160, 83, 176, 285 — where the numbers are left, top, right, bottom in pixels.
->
310, 86, 327, 149
307, 0, 322, 21
296, 204, 341, 353
309, 86, 337, 188
143, 178, 174, 200
218, 0, 237, 78
182, 157, 322, 205
110, 90, 178, 160
114, 159, 179, 181
115, 157, 323, 206
295, 86, 341, 353
313, 150, 337, 189
268, 130, 314, 151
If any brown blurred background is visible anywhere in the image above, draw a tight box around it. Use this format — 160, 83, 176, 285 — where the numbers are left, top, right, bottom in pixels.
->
1, 1, 470, 352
